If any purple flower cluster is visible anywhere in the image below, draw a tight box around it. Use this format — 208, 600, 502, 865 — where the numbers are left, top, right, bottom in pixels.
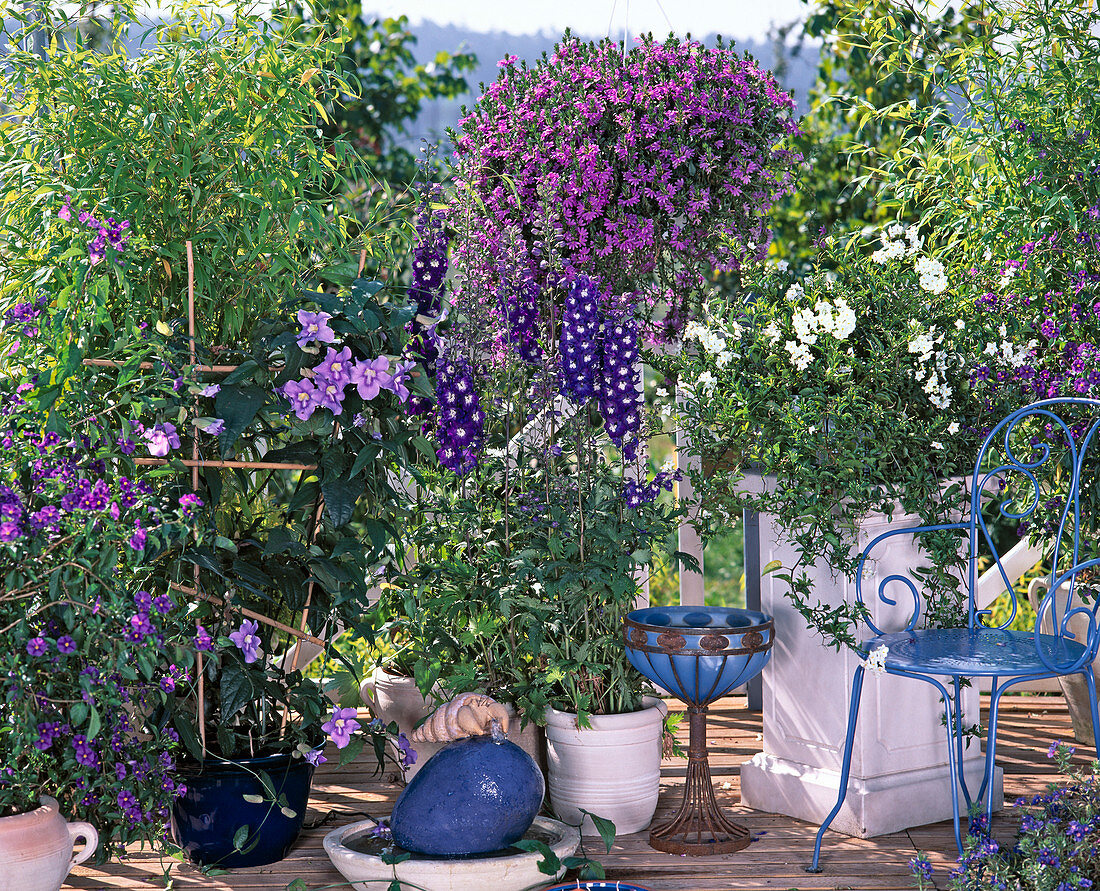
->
623, 469, 681, 509
452, 35, 798, 342
406, 191, 449, 372
65, 200, 131, 266
500, 277, 542, 365
560, 275, 603, 402
434, 354, 485, 475
282, 313, 411, 421
2, 294, 48, 338
599, 313, 643, 455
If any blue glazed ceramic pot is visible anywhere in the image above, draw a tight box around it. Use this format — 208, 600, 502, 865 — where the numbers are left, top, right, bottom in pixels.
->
170, 750, 318, 868
389, 736, 544, 856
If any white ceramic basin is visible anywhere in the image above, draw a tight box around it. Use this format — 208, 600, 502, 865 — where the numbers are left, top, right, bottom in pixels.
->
323, 816, 580, 891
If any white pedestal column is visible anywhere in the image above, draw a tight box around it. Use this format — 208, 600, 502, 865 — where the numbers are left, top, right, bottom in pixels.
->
739, 508, 1003, 837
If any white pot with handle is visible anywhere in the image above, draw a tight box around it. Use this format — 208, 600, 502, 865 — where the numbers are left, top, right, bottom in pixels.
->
0, 796, 98, 891
544, 697, 667, 836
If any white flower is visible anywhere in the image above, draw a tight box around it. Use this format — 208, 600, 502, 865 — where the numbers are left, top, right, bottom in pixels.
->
697, 371, 717, 393
983, 342, 998, 356
931, 441, 945, 450
716, 350, 733, 368
784, 340, 813, 371
785, 282, 805, 302
777, 259, 790, 272
955, 319, 966, 330
998, 324, 1007, 338
947, 422, 960, 434
885, 222, 906, 239
764, 322, 781, 344
862, 644, 889, 675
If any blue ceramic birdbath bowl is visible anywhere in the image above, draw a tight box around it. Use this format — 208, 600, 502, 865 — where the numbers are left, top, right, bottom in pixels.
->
624, 606, 773, 856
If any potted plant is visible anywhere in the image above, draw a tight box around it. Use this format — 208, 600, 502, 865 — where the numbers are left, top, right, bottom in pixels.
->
0, 318, 202, 881
0, 2, 431, 869
653, 228, 1006, 836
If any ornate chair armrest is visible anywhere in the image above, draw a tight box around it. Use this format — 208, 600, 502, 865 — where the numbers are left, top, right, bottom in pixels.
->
856, 522, 970, 636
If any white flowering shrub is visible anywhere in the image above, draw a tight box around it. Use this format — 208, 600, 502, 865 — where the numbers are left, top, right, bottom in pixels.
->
652, 226, 1008, 649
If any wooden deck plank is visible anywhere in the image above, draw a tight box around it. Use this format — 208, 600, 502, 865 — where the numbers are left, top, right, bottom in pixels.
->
70, 693, 1094, 891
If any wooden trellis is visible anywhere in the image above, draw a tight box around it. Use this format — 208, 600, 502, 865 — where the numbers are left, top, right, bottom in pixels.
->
86, 240, 367, 753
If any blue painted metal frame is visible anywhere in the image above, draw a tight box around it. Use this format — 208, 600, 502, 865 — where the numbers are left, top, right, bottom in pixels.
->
809, 398, 1100, 872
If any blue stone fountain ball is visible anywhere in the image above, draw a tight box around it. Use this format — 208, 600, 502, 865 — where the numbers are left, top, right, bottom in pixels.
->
389, 736, 545, 856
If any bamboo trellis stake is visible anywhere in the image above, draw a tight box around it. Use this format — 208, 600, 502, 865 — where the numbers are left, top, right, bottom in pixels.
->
82, 239, 365, 754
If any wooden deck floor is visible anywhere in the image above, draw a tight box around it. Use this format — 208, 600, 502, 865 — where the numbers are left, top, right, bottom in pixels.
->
71, 694, 1093, 891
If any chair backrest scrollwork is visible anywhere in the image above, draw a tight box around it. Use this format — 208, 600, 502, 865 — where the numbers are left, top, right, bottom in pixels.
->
969, 398, 1100, 671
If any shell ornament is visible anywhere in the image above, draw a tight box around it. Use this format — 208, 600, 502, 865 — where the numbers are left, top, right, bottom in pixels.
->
410, 692, 512, 743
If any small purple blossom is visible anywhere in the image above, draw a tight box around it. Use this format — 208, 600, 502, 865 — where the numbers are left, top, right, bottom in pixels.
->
296, 310, 336, 348
142, 422, 180, 458
228, 618, 262, 664
194, 625, 213, 652
282, 378, 320, 421
321, 706, 361, 749
25, 637, 48, 656
350, 357, 392, 401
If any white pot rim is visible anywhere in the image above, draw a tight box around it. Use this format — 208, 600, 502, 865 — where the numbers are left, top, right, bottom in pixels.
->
544, 696, 667, 731
0, 796, 58, 826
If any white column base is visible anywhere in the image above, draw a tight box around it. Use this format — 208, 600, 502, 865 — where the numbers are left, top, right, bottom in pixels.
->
740, 750, 1003, 838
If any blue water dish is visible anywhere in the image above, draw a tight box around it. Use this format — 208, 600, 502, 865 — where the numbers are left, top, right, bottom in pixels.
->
624, 606, 773, 705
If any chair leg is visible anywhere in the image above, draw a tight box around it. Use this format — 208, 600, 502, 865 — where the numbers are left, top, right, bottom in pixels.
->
940, 678, 966, 855
953, 676, 974, 809
808, 666, 865, 873
981, 678, 1004, 829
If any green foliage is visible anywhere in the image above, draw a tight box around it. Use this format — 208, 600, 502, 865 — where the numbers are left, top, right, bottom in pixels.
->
767, 0, 987, 269
654, 228, 1006, 648
162, 273, 427, 759
912, 742, 1100, 889
0, 1, 383, 343
0, 329, 202, 853
392, 454, 687, 723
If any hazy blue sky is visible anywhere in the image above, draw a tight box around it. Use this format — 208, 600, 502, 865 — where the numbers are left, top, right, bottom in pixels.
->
365, 0, 809, 40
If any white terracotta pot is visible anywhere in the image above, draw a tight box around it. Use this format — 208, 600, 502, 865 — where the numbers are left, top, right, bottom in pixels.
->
0, 796, 98, 891
360, 668, 437, 780
544, 698, 667, 836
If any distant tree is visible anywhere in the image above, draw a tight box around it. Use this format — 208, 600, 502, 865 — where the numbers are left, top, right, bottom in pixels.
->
767, 0, 985, 266
285, 2, 475, 189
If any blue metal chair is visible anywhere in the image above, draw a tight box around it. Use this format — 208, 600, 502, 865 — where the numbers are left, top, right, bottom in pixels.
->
809, 397, 1100, 871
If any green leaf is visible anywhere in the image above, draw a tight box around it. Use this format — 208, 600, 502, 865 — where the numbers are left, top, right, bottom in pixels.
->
215, 384, 267, 454
512, 839, 560, 875
579, 809, 616, 852
279, 806, 298, 819
286, 880, 308, 891
241, 794, 264, 804
321, 471, 360, 528
219, 662, 256, 721
232, 824, 250, 852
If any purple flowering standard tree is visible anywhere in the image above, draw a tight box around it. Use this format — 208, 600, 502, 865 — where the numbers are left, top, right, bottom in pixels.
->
0, 334, 207, 860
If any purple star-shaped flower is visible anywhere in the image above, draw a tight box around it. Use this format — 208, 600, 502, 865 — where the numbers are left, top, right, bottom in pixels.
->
397, 732, 417, 768
283, 378, 320, 421
322, 706, 361, 749
315, 347, 354, 388
296, 310, 335, 348
194, 625, 213, 652
228, 618, 262, 664
143, 422, 180, 457
304, 748, 327, 766
350, 357, 392, 401
25, 636, 48, 656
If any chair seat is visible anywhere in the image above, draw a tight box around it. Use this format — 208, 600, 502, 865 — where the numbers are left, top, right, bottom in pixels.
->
865, 627, 1088, 677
